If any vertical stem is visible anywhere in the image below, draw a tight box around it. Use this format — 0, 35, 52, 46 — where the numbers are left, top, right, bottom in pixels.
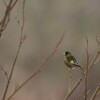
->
68, 69, 72, 93
85, 37, 89, 100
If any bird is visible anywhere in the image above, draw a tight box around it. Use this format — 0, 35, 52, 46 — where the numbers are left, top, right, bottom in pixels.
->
63, 51, 83, 70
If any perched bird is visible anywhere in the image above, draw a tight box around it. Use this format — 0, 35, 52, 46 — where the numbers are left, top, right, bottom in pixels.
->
63, 51, 83, 70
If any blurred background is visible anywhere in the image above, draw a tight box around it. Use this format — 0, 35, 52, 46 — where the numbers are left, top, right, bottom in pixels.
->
0, 0, 100, 100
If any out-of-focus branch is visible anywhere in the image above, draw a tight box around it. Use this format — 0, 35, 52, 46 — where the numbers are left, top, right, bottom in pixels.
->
2, 0, 26, 100
88, 50, 100, 71
90, 83, 100, 100
10, 0, 19, 10
7, 31, 65, 100
0, 64, 8, 79
64, 75, 84, 100
0, 0, 19, 37
85, 37, 89, 100
2, 0, 7, 7
96, 36, 100, 47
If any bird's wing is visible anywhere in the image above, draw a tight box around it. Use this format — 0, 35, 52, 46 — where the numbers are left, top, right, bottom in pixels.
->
67, 55, 79, 65
67, 55, 82, 70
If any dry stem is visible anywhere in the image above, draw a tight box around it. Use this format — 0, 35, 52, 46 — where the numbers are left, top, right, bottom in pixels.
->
2, 0, 26, 100
0, 64, 8, 79
85, 37, 89, 100
90, 83, 100, 100
0, 0, 19, 36
7, 31, 65, 100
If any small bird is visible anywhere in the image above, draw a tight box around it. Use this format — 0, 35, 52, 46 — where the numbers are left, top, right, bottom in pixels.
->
63, 51, 83, 70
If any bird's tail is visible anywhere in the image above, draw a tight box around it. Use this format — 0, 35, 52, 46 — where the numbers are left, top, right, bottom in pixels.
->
78, 65, 83, 70
78, 65, 85, 76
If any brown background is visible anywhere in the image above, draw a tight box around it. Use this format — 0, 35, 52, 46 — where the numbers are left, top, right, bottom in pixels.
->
0, 0, 100, 100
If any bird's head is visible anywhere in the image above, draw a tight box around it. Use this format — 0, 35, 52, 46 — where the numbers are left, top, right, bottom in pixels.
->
63, 51, 71, 56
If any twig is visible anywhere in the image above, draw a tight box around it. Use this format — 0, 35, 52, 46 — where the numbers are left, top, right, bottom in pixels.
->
0, 64, 8, 79
64, 74, 84, 100
68, 69, 72, 93
10, 0, 19, 10
90, 83, 100, 100
7, 31, 65, 100
85, 37, 89, 67
94, 57, 100, 64
85, 37, 89, 100
88, 50, 100, 71
96, 36, 100, 47
0, 0, 13, 35
2, 0, 7, 7
0, 0, 19, 37
2, 0, 26, 100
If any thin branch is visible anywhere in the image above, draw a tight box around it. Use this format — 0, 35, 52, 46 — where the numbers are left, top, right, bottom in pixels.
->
64, 75, 84, 100
88, 50, 100, 71
0, 0, 19, 37
96, 36, 100, 47
2, 0, 26, 100
90, 83, 100, 100
68, 70, 72, 93
85, 37, 89, 67
10, 0, 19, 10
85, 37, 89, 100
0, 64, 8, 79
94, 57, 100, 64
0, 0, 13, 33
7, 31, 65, 100
64, 49, 100, 100
2, 0, 7, 7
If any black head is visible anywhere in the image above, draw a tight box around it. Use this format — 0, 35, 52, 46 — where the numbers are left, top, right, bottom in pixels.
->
64, 51, 71, 56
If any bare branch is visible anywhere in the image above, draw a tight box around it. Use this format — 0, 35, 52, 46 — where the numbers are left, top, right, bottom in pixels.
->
0, 64, 8, 79
10, 0, 19, 10
2, 0, 26, 100
85, 37, 89, 100
2, 0, 7, 7
96, 36, 100, 47
85, 37, 89, 67
88, 50, 100, 71
64, 75, 84, 100
7, 31, 65, 100
0, 0, 19, 37
90, 83, 100, 100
